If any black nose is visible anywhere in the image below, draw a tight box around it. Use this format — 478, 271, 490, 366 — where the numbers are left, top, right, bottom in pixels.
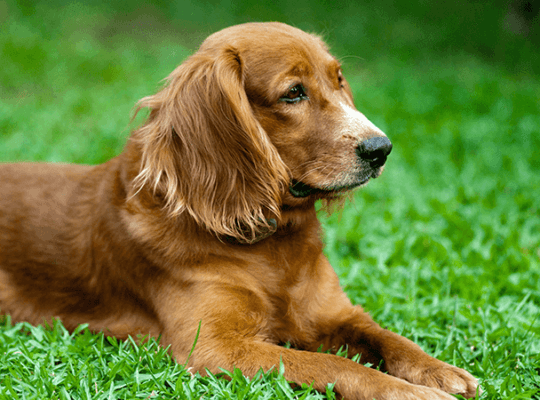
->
356, 136, 392, 168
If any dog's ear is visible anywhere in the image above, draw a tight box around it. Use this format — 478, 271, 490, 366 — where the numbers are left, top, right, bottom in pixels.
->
132, 46, 289, 243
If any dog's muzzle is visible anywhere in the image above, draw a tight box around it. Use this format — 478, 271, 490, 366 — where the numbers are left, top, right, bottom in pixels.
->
289, 136, 393, 198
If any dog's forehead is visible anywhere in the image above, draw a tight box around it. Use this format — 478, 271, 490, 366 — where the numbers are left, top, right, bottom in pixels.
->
201, 22, 335, 65
201, 23, 339, 99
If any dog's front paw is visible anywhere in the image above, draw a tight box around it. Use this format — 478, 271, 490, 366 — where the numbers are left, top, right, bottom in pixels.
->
390, 383, 460, 400
373, 374, 461, 400
393, 357, 480, 398
418, 361, 480, 398
340, 368, 463, 400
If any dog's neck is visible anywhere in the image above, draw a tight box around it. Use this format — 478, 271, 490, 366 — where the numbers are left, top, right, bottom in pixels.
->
219, 198, 320, 245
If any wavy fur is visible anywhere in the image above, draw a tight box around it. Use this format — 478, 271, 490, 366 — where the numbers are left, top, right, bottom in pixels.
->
133, 46, 289, 243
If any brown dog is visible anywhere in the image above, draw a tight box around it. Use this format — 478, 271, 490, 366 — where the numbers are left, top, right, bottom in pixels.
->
0, 22, 479, 399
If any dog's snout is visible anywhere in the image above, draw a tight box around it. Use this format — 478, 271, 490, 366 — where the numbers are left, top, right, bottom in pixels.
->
356, 136, 392, 168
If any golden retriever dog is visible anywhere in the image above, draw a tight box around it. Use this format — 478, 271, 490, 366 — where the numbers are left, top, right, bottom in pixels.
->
0, 22, 479, 399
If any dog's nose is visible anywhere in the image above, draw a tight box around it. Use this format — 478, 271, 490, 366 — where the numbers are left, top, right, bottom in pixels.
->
356, 136, 392, 168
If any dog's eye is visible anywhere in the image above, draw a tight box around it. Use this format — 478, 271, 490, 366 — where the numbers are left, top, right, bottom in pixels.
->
279, 84, 309, 103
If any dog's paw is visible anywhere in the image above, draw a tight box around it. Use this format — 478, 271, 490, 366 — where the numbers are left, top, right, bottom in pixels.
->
374, 375, 460, 400
417, 362, 480, 398
395, 358, 481, 398
390, 384, 459, 400
343, 367, 467, 400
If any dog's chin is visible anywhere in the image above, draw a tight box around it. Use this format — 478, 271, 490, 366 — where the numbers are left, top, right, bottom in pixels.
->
289, 178, 370, 199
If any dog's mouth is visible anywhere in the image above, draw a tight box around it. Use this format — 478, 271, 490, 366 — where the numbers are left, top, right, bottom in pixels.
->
289, 178, 370, 198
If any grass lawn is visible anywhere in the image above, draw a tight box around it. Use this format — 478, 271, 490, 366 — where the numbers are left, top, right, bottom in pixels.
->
1, 1, 539, 399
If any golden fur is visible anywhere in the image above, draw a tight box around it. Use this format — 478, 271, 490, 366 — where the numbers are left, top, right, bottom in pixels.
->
0, 22, 479, 399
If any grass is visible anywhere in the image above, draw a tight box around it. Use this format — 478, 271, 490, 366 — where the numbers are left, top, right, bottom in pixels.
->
1, 0, 540, 399
0, 318, 336, 400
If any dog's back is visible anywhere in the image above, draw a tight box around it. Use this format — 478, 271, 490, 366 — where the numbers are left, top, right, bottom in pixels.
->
0, 163, 91, 318
0, 162, 95, 259
0, 162, 92, 231
0, 162, 117, 323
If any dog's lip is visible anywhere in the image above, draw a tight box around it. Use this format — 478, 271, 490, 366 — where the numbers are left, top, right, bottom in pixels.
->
289, 178, 370, 198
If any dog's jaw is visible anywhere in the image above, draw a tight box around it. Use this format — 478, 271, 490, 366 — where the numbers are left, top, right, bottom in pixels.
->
288, 178, 370, 198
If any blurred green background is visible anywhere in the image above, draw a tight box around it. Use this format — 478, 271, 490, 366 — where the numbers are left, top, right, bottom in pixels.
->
1, 0, 540, 398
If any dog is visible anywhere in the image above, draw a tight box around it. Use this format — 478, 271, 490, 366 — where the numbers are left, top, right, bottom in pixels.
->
0, 22, 479, 399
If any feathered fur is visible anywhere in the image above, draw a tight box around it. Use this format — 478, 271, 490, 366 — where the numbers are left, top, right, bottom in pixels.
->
0, 22, 479, 400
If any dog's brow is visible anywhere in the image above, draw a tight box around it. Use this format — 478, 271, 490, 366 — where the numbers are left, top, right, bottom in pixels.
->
285, 60, 313, 78
326, 60, 341, 78
330, 59, 341, 70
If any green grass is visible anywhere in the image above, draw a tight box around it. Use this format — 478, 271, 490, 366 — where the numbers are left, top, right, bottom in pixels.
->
0, 318, 337, 400
1, 1, 540, 399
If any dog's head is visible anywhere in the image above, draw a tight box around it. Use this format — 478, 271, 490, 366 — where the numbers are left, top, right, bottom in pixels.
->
132, 22, 391, 243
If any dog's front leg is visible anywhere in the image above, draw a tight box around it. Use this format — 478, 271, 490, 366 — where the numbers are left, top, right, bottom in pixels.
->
153, 281, 460, 400
318, 307, 480, 398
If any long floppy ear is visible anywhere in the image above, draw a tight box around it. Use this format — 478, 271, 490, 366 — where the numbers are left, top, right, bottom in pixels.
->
132, 46, 289, 243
